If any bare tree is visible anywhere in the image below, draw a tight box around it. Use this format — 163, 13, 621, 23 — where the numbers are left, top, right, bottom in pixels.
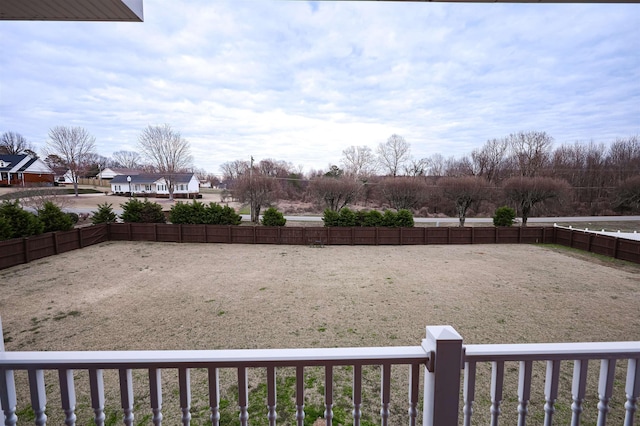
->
138, 124, 192, 200
308, 176, 361, 211
507, 131, 553, 177
220, 159, 250, 183
46, 126, 97, 196
377, 134, 411, 177
232, 172, 280, 223
439, 176, 490, 227
112, 150, 142, 169
444, 155, 474, 177
612, 175, 640, 213
471, 138, 509, 183
403, 157, 429, 177
1, 131, 34, 155
503, 176, 572, 226
378, 177, 428, 211
341, 145, 378, 178
424, 153, 446, 176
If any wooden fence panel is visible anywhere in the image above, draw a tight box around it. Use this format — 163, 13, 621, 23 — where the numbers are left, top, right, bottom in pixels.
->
24, 233, 56, 261
554, 228, 572, 247
472, 227, 497, 244
204, 226, 232, 243
303, 228, 328, 245
108, 223, 131, 241
154, 224, 176, 242
3, 223, 639, 271
256, 227, 279, 244
377, 228, 401, 245
231, 227, 257, 244
181, 225, 207, 243
400, 228, 425, 245
55, 229, 81, 254
0, 238, 26, 269
80, 224, 108, 246
279, 227, 305, 245
326, 228, 353, 245
425, 228, 449, 244
590, 235, 616, 257
616, 238, 640, 262
352, 227, 377, 245
449, 227, 472, 244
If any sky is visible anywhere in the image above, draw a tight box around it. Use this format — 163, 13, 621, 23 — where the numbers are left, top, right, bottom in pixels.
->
0, 1, 639, 176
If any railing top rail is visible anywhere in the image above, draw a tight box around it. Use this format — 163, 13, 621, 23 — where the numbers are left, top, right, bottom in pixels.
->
465, 341, 640, 362
0, 345, 428, 370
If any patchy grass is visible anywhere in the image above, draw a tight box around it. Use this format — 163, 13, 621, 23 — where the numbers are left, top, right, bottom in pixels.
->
1, 242, 638, 425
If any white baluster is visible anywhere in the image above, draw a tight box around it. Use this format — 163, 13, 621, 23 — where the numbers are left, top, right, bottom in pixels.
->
380, 364, 391, 426
325, 366, 334, 426
119, 369, 134, 426
597, 359, 617, 426
237, 367, 248, 426
490, 361, 504, 426
544, 360, 561, 426
1, 368, 17, 426
517, 360, 532, 426
89, 369, 105, 426
208, 368, 220, 426
148, 368, 163, 426
267, 367, 277, 426
408, 363, 420, 426
625, 358, 639, 426
353, 365, 362, 426
58, 369, 77, 426
178, 368, 192, 426
463, 361, 476, 426
571, 360, 589, 426
28, 369, 47, 425
296, 366, 305, 426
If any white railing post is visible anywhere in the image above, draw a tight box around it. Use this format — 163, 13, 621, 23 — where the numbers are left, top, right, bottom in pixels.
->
422, 325, 464, 426
0, 316, 4, 426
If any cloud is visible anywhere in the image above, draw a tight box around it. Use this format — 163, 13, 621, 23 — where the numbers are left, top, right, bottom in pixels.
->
0, 1, 638, 175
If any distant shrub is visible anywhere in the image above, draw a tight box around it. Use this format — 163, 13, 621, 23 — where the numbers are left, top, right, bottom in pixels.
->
120, 198, 166, 223
493, 206, 516, 227
0, 200, 44, 239
91, 203, 118, 224
37, 201, 73, 233
66, 212, 80, 224
322, 208, 414, 227
395, 209, 415, 227
169, 201, 241, 225
322, 209, 340, 227
0, 215, 13, 241
203, 203, 242, 225
261, 207, 286, 226
362, 210, 383, 227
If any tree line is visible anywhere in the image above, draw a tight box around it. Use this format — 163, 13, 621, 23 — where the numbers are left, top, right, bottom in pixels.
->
3, 127, 639, 223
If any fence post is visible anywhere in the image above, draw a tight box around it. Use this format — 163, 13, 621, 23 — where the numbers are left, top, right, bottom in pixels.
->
422, 325, 464, 426
23, 238, 30, 264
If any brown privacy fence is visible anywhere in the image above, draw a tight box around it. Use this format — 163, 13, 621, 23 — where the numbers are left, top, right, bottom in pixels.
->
1, 223, 639, 270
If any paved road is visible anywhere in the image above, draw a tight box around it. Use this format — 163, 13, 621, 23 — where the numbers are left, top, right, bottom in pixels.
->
277, 215, 640, 224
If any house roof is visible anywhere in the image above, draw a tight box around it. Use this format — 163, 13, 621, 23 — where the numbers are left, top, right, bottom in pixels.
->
111, 173, 196, 185
0, 0, 143, 21
0, 155, 54, 174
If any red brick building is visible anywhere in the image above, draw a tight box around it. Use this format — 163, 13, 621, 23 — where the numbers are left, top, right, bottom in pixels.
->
0, 155, 55, 186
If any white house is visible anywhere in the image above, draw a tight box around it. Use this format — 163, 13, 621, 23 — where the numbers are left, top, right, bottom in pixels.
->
96, 167, 141, 180
110, 173, 200, 198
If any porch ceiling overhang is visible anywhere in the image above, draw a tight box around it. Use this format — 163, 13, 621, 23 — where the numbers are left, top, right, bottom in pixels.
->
0, 0, 143, 21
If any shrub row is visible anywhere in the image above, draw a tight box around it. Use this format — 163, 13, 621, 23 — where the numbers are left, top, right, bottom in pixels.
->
0, 200, 74, 241
168, 200, 241, 225
322, 208, 414, 227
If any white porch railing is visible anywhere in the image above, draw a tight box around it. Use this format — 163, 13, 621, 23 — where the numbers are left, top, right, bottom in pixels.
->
1, 322, 639, 426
